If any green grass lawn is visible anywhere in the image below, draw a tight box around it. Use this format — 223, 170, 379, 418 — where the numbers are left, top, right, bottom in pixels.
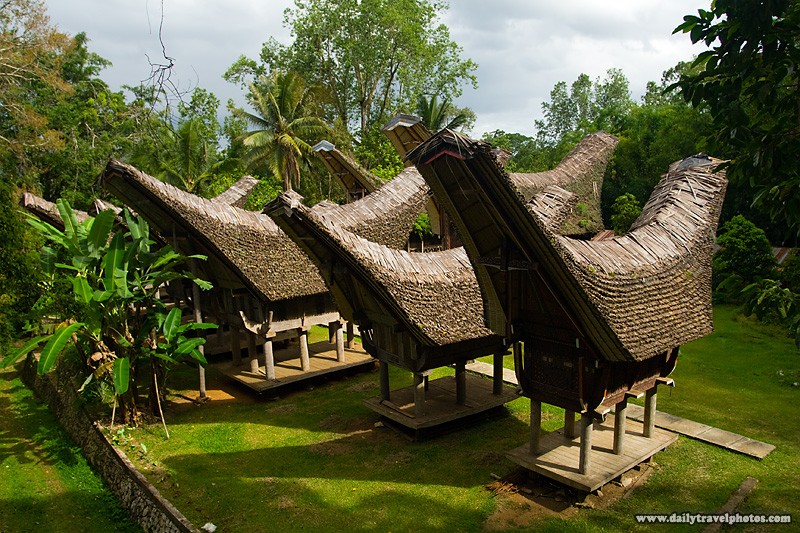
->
0, 365, 139, 532
4, 307, 797, 532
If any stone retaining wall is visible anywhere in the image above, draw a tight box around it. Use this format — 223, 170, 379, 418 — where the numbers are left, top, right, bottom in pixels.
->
21, 355, 197, 533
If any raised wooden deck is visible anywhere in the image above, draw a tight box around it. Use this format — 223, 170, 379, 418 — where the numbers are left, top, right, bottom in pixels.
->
212, 340, 374, 393
507, 415, 677, 492
363, 373, 519, 434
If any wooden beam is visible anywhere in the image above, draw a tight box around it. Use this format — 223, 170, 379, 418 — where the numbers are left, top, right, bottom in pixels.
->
493, 352, 504, 395
379, 361, 390, 401
346, 321, 354, 349
230, 326, 242, 366
191, 263, 206, 399
455, 361, 466, 405
247, 331, 259, 373
564, 410, 576, 439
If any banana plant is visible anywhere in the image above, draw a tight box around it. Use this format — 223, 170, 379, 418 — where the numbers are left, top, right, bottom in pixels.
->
2, 200, 215, 426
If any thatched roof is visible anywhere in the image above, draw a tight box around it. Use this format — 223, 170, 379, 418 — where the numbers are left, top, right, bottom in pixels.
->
409, 130, 727, 363
313, 141, 381, 194
506, 132, 618, 234
100, 159, 328, 303
267, 190, 497, 349
307, 166, 429, 249
20, 192, 91, 229
382, 114, 431, 164
211, 175, 260, 208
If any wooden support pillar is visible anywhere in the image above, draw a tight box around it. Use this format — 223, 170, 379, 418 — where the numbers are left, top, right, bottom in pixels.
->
334, 322, 345, 362
644, 387, 657, 438
190, 263, 206, 399
564, 410, 577, 439
579, 413, 593, 475
424, 375, 429, 391
614, 399, 628, 454
230, 326, 242, 366
247, 331, 259, 373
455, 361, 466, 405
299, 328, 310, 372
263, 339, 275, 381
379, 361, 390, 401
414, 372, 426, 418
492, 352, 504, 395
529, 399, 542, 455
346, 321, 354, 349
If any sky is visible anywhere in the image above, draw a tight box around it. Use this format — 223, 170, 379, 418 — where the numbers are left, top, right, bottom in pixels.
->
44, 0, 710, 138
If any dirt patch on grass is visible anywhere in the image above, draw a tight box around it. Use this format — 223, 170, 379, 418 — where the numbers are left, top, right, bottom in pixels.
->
483, 463, 656, 530
345, 380, 377, 393
308, 439, 356, 456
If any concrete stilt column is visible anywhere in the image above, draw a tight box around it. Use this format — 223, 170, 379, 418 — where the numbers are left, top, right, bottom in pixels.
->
614, 400, 628, 454
264, 339, 275, 380
564, 410, 576, 439
579, 413, 593, 475
455, 361, 466, 405
530, 399, 542, 455
644, 387, 657, 438
414, 372, 426, 418
493, 352, 504, 395
379, 361, 390, 401
346, 322, 354, 349
299, 329, 310, 371
335, 323, 345, 362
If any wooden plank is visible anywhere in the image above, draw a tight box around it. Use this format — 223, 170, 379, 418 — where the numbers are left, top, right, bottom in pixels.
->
212, 340, 374, 393
507, 415, 677, 492
363, 374, 518, 431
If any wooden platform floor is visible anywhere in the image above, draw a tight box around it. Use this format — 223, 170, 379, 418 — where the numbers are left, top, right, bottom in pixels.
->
363, 374, 518, 431
507, 415, 677, 492
212, 340, 374, 393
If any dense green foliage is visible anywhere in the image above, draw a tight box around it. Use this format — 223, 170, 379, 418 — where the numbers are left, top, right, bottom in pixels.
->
1, 201, 215, 425
609, 193, 641, 235
673, 0, 800, 238
713, 215, 776, 289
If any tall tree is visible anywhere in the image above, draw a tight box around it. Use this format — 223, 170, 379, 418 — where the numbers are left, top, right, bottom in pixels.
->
226, 0, 477, 138
673, 0, 800, 238
232, 71, 329, 191
416, 94, 474, 132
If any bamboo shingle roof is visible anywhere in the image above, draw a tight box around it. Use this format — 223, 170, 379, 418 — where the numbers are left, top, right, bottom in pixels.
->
100, 159, 328, 302
20, 192, 91, 229
267, 190, 497, 349
409, 130, 727, 363
313, 141, 381, 195
307, 165, 429, 249
211, 175, 260, 208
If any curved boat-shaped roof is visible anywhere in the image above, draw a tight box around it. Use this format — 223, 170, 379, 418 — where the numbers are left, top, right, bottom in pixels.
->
100, 160, 328, 303
410, 130, 727, 362
211, 175, 260, 208
267, 190, 498, 350
507, 132, 618, 234
313, 141, 381, 194
20, 192, 91, 230
307, 166, 429, 249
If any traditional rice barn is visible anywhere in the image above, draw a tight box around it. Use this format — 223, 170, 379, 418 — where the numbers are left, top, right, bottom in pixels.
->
409, 130, 727, 490
100, 160, 375, 395
267, 191, 518, 434
313, 141, 380, 202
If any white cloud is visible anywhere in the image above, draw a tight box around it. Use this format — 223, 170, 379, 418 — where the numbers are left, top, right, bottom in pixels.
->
44, 0, 709, 137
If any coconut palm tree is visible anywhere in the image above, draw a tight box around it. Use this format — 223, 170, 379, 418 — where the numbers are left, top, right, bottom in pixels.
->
233, 71, 329, 191
156, 117, 220, 194
416, 94, 473, 132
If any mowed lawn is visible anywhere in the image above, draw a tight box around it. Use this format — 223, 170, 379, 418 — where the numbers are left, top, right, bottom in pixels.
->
0, 365, 139, 532
2, 305, 797, 531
